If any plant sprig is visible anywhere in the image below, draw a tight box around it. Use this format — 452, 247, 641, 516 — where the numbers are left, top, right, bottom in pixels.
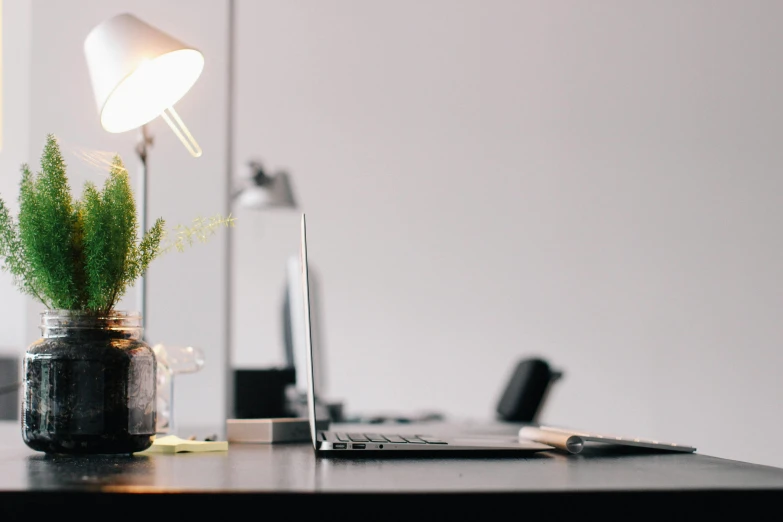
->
0, 134, 233, 314
159, 214, 236, 255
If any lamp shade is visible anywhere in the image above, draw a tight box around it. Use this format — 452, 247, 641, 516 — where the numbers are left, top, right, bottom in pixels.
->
237, 171, 298, 210
84, 13, 204, 133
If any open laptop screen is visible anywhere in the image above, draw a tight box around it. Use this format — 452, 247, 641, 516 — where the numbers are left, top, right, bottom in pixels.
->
299, 214, 320, 448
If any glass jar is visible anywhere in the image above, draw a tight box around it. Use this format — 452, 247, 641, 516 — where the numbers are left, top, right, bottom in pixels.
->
152, 343, 205, 435
22, 310, 156, 455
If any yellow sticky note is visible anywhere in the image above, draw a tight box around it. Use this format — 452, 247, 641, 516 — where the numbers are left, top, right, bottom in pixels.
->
140, 435, 228, 454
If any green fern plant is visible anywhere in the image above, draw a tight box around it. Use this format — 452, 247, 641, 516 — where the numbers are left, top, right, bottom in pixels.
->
0, 134, 234, 314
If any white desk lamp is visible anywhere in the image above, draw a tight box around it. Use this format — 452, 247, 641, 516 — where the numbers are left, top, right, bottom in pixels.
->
83, 12, 205, 332
234, 161, 297, 210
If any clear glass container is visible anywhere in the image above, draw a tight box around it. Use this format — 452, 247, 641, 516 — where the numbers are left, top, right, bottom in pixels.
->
22, 310, 156, 455
152, 343, 205, 435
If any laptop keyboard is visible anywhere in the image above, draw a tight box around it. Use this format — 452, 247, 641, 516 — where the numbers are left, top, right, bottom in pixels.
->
335, 433, 448, 444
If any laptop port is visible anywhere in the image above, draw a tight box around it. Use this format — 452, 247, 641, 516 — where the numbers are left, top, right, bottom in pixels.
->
333, 443, 347, 449
351, 443, 366, 449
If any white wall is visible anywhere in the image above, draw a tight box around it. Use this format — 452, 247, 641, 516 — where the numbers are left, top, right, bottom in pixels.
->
0, 0, 31, 355
233, 0, 783, 468
24, 0, 230, 429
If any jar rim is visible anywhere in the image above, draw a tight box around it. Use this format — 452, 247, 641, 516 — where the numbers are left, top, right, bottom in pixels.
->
40, 309, 141, 320
38, 310, 143, 338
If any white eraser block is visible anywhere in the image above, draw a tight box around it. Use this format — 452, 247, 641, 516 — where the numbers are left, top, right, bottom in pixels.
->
226, 417, 329, 443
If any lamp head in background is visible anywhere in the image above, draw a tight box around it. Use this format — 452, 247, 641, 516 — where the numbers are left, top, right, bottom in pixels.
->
84, 12, 204, 157
235, 161, 298, 210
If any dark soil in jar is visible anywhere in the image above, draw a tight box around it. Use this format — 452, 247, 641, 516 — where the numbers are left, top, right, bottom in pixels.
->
22, 328, 156, 455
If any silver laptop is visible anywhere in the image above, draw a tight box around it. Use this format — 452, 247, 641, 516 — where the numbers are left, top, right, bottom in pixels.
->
299, 213, 552, 455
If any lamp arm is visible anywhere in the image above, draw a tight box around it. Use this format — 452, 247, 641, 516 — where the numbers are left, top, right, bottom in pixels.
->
136, 124, 153, 164
136, 125, 154, 337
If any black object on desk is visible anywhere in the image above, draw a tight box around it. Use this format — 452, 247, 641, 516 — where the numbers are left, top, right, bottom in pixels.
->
233, 367, 297, 418
496, 357, 563, 422
0, 356, 19, 421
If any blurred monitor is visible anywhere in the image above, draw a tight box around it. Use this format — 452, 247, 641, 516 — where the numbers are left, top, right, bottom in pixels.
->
283, 255, 325, 398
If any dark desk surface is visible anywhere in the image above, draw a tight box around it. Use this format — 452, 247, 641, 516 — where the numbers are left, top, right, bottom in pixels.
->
1, 420, 782, 518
